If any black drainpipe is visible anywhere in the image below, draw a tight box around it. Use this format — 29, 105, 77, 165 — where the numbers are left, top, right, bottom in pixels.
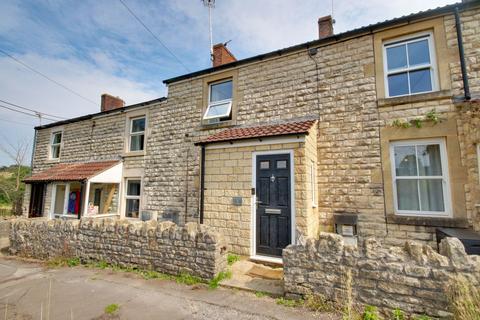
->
199, 145, 206, 224
454, 7, 471, 101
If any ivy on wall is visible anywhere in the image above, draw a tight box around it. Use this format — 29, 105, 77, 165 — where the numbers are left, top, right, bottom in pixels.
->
391, 109, 442, 129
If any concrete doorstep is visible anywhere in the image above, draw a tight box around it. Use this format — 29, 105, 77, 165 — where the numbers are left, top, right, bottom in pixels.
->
220, 259, 284, 297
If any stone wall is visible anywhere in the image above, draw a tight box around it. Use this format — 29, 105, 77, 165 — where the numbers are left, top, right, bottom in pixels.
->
284, 233, 480, 318
9, 218, 227, 280
203, 138, 312, 255
457, 101, 480, 231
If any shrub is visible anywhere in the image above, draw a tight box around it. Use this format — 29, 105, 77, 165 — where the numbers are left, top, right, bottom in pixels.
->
104, 304, 119, 314
446, 275, 480, 320
208, 270, 232, 289
362, 305, 380, 320
392, 308, 404, 320
227, 253, 240, 266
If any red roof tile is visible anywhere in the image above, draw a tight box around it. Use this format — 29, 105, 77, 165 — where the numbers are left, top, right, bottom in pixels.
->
24, 160, 119, 183
197, 120, 316, 144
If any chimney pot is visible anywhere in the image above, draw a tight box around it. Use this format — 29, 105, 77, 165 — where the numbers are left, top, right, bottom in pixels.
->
318, 15, 334, 39
212, 43, 237, 67
101, 94, 125, 112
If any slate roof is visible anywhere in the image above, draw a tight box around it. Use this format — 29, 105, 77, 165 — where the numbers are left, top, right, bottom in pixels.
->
196, 120, 316, 145
24, 160, 119, 183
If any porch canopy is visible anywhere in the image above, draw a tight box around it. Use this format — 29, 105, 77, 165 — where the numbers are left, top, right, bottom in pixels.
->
194, 119, 317, 145
24, 160, 122, 218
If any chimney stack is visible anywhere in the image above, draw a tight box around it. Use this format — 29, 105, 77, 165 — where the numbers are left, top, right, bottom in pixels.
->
212, 43, 237, 67
101, 94, 125, 112
318, 15, 334, 39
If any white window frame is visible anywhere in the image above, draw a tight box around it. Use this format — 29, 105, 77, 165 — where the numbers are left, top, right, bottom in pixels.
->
383, 31, 438, 98
389, 138, 452, 218
310, 160, 317, 208
128, 116, 146, 152
124, 178, 141, 219
49, 130, 63, 160
203, 79, 233, 120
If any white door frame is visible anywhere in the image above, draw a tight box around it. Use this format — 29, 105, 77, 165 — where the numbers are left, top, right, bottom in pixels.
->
251, 149, 295, 264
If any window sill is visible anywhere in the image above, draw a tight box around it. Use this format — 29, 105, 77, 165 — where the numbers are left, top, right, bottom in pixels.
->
386, 214, 469, 228
46, 158, 61, 163
199, 120, 236, 131
377, 90, 452, 107
122, 151, 145, 158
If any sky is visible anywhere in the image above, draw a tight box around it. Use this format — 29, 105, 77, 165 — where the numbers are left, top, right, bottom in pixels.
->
0, 0, 456, 166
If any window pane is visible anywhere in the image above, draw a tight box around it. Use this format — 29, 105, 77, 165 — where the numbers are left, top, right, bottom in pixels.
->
394, 146, 417, 176
131, 118, 145, 133
396, 180, 420, 211
52, 145, 60, 159
204, 102, 231, 119
130, 134, 144, 151
407, 39, 430, 66
127, 180, 141, 196
409, 69, 432, 94
417, 144, 442, 176
260, 161, 269, 169
419, 179, 444, 212
388, 73, 409, 97
386, 45, 407, 70
276, 160, 287, 169
53, 133, 62, 144
210, 81, 232, 102
126, 199, 140, 218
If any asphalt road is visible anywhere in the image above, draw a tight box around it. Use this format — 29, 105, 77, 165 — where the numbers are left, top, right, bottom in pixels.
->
0, 257, 334, 320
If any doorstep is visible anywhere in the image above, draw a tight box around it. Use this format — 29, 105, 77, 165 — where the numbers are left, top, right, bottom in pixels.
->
220, 258, 284, 297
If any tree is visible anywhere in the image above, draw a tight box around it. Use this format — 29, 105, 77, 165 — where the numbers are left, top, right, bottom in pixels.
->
0, 138, 30, 215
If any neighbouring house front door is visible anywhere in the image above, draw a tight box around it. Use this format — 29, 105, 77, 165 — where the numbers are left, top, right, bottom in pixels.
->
29, 183, 45, 218
256, 154, 291, 257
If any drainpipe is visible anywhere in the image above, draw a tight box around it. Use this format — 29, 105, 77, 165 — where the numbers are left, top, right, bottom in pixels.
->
454, 7, 471, 101
199, 145, 206, 224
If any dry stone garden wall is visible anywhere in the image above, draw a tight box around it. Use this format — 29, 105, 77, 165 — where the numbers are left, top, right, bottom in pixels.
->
9, 218, 228, 280
284, 232, 480, 318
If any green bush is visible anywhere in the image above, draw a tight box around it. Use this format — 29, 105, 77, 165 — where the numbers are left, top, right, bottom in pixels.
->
208, 270, 232, 289
227, 253, 240, 266
392, 308, 404, 320
362, 305, 380, 320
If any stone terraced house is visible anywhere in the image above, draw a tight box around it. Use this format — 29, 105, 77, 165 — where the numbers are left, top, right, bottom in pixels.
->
23, 1, 480, 263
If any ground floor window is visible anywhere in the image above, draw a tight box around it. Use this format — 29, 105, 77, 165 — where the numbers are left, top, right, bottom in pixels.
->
86, 183, 119, 215
125, 179, 141, 218
390, 138, 450, 217
51, 182, 82, 217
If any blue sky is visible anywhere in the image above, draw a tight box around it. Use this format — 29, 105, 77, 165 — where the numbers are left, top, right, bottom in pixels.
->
0, 0, 455, 166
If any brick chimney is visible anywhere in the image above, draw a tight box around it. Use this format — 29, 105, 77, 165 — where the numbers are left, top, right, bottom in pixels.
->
101, 94, 125, 112
212, 43, 237, 67
318, 15, 334, 39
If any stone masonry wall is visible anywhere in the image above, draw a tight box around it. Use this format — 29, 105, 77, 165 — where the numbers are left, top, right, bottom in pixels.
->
284, 233, 480, 318
203, 139, 310, 255
457, 101, 480, 230
9, 218, 228, 280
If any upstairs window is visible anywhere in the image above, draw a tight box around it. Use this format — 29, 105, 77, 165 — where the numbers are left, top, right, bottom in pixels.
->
129, 117, 145, 152
384, 33, 437, 97
390, 139, 450, 217
50, 131, 62, 159
203, 79, 233, 122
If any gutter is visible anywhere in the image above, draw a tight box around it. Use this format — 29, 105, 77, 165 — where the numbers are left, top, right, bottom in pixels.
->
199, 145, 206, 224
454, 7, 471, 101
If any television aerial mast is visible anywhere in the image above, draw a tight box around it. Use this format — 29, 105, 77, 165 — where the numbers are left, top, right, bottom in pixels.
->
202, 0, 215, 61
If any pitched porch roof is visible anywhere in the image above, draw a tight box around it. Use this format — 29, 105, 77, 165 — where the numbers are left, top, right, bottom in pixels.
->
24, 160, 120, 183
196, 119, 316, 145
